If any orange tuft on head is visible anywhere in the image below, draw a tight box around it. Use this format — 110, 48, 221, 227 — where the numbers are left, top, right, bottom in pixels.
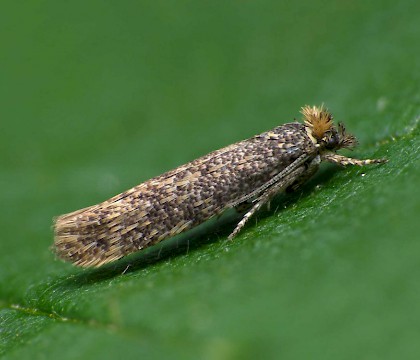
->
301, 105, 334, 140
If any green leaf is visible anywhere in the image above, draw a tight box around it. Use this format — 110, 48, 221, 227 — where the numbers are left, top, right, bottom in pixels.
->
1, 0, 419, 359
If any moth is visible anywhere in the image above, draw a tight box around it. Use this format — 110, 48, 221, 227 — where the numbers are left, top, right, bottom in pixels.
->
53, 105, 386, 267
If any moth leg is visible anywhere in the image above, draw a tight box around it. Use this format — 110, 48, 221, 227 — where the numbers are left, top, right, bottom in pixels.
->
228, 198, 267, 240
234, 201, 253, 213
229, 153, 311, 209
321, 153, 387, 166
228, 165, 306, 240
288, 155, 321, 192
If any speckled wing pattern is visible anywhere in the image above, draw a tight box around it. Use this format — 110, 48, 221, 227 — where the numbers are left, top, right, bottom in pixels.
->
54, 123, 315, 267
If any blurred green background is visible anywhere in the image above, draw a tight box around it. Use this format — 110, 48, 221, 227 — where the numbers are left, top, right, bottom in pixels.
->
1, 0, 419, 359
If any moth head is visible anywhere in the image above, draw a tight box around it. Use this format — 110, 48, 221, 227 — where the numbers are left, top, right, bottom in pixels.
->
301, 105, 357, 150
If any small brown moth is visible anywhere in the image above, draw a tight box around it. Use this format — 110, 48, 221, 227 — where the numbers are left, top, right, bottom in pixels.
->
53, 105, 386, 267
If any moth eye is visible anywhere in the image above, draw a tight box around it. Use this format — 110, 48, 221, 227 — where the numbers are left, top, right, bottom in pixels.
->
324, 133, 339, 150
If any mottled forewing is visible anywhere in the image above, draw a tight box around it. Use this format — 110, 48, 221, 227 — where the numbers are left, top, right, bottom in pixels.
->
54, 122, 314, 266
